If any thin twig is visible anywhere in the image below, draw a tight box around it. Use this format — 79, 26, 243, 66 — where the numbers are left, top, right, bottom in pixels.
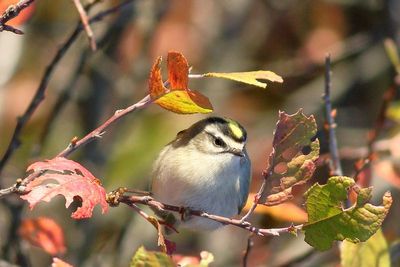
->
354, 86, 396, 183
37, 4, 131, 153
243, 234, 254, 267
0, 0, 35, 34
71, 0, 97, 50
57, 94, 152, 157
240, 166, 271, 222
323, 54, 343, 176
116, 194, 303, 237
0, 94, 150, 199
0, 0, 135, 176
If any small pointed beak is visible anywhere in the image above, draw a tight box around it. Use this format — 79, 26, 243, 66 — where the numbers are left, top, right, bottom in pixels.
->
230, 148, 245, 157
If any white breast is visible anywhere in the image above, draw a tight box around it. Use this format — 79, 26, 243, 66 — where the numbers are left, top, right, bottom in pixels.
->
151, 144, 247, 230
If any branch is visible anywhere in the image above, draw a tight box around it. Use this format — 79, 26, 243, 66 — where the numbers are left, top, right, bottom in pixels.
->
323, 54, 343, 176
57, 94, 152, 158
71, 0, 97, 50
111, 192, 302, 237
242, 234, 254, 267
0, 0, 135, 176
240, 172, 268, 222
0, 94, 151, 199
0, 0, 35, 34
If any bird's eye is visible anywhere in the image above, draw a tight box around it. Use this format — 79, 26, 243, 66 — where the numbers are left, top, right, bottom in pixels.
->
213, 137, 226, 147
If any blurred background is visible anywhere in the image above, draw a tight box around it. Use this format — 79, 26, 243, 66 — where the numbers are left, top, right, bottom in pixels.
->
0, 0, 400, 266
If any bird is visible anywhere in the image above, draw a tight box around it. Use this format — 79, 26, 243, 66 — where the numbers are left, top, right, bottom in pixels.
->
151, 117, 251, 231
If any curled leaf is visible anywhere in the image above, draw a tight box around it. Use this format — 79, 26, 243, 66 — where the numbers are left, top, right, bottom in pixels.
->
148, 52, 213, 114
20, 157, 108, 219
303, 176, 392, 251
204, 70, 283, 88
149, 56, 166, 100
167, 51, 189, 90
259, 110, 319, 206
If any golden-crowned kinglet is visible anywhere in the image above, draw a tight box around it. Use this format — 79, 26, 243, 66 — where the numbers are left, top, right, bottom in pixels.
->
151, 117, 251, 231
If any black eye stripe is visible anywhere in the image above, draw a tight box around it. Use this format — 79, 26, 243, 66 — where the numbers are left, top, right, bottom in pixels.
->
205, 132, 227, 147
213, 137, 226, 147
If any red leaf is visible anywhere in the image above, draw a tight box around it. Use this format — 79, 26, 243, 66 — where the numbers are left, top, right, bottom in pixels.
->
20, 157, 108, 219
19, 217, 66, 255
52, 257, 74, 267
148, 56, 168, 100
167, 51, 189, 90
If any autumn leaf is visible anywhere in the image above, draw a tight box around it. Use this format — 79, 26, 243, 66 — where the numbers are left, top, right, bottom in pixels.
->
20, 157, 108, 219
52, 257, 74, 267
258, 110, 319, 206
148, 51, 213, 114
303, 176, 392, 251
148, 56, 166, 99
204, 70, 283, 88
155, 90, 213, 114
19, 217, 66, 255
146, 216, 176, 255
167, 51, 189, 90
130, 246, 175, 267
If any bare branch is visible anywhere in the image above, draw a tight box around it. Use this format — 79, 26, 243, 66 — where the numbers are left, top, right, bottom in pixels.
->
0, 0, 35, 34
0, 94, 151, 198
242, 234, 254, 267
57, 94, 152, 158
0, 0, 135, 176
71, 0, 97, 50
323, 54, 343, 176
114, 193, 302, 237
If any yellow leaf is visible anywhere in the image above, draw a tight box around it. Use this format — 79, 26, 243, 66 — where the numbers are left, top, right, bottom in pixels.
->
204, 70, 283, 88
155, 90, 213, 114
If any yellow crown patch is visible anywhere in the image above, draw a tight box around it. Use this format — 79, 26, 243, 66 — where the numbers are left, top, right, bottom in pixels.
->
228, 121, 244, 139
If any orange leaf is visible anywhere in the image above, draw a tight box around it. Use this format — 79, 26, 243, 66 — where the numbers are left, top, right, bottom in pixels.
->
167, 51, 189, 90
149, 56, 167, 100
20, 157, 108, 219
243, 194, 308, 223
19, 217, 66, 255
52, 257, 74, 267
155, 90, 213, 114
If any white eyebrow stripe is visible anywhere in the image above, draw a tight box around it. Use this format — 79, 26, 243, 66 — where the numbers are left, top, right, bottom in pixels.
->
204, 123, 245, 147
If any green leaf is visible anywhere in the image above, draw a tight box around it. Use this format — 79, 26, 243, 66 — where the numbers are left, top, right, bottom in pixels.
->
259, 110, 320, 205
341, 229, 391, 267
155, 90, 213, 114
130, 246, 174, 267
204, 70, 283, 88
303, 176, 392, 251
